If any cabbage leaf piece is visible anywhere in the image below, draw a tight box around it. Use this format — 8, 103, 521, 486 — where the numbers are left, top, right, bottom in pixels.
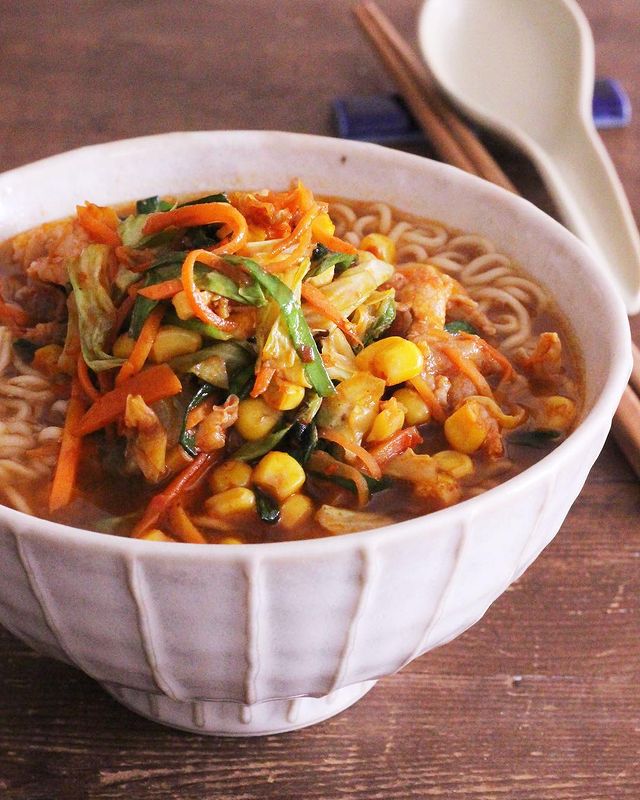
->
67, 244, 124, 372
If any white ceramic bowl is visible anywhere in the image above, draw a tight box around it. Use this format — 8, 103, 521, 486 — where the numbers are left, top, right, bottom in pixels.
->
0, 131, 631, 736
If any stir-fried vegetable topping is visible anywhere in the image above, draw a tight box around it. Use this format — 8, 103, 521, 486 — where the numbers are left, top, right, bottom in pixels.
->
1, 181, 579, 543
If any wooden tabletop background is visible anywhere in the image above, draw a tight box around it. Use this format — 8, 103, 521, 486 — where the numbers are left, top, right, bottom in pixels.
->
1, 2, 638, 798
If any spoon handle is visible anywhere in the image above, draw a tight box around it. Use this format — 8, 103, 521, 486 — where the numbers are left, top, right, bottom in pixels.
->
527, 118, 640, 314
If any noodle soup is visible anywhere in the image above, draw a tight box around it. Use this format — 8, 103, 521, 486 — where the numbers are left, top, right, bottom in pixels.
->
0, 185, 582, 542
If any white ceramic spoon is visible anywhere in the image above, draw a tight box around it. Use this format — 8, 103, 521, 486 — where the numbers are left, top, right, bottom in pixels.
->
418, 0, 640, 314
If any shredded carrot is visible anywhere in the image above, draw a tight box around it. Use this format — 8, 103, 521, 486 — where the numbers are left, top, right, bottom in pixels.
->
132, 452, 215, 537
77, 363, 182, 436
313, 228, 358, 255
106, 292, 137, 353
142, 202, 248, 254
478, 339, 515, 381
76, 355, 100, 402
409, 376, 446, 423
269, 205, 321, 257
76, 203, 122, 247
319, 428, 382, 480
250, 365, 276, 398
137, 278, 184, 301
442, 345, 493, 397
300, 282, 362, 348
369, 426, 423, 467
181, 249, 241, 331
116, 306, 165, 386
167, 502, 208, 544
49, 377, 87, 512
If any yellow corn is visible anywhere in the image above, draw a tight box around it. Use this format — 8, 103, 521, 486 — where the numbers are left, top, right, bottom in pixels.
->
172, 290, 195, 321
32, 343, 63, 376
112, 333, 136, 359
355, 336, 424, 386
393, 386, 431, 425
431, 450, 474, 478
366, 398, 405, 443
312, 212, 336, 238
252, 451, 306, 502
218, 535, 244, 544
140, 529, 174, 542
359, 233, 396, 264
209, 460, 253, 494
280, 493, 315, 530
444, 401, 488, 454
205, 487, 256, 518
235, 397, 282, 440
263, 379, 306, 411
149, 325, 202, 363
538, 395, 577, 431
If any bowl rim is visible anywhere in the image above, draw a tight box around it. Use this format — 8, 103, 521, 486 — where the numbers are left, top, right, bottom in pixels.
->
0, 130, 632, 557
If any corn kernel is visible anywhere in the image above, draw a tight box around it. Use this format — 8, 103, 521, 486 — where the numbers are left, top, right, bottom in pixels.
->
149, 325, 202, 363
312, 212, 336, 238
235, 397, 282, 441
112, 333, 135, 359
355, 336, 424, 386
366, 398, 405, 443
218, 535, 244, 544
140, 529, 174, 542
209, 460, 253, 494
32, 343, 63, 376
537, 395, 577, 431
444, 401, 488, 454
280, 494, 315, 530
252, 451, 306, 502
205, 487, 256, 518
263, 379, 306, 411
393, 386, 431, 425
172, 290, 195, 321
431, 450, 474, 478
359, 233, 396, 264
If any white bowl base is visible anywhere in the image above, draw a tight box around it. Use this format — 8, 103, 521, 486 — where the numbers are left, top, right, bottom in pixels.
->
101, 679, 377, 736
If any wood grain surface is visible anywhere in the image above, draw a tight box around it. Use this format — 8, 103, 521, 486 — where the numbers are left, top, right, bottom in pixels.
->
0, 2, 639, 798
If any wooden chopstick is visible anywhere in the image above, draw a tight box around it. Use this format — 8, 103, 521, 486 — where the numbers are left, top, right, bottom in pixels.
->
354, 1, 517, 193
353, 0, 640, 479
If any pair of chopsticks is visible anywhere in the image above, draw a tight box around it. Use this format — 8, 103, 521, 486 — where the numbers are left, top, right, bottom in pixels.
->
353, 0, 640, 479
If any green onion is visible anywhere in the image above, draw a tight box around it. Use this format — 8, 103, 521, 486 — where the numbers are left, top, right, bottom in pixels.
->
444, 320, 479, 335
508, 429, 562, 447
224, 256, 335, 397
308, 243, 357, 278
179, 383, 218, 457
254, 487, 281, 524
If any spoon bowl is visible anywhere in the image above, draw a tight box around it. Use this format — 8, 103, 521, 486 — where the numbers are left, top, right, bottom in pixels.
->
418, 0, 640, 313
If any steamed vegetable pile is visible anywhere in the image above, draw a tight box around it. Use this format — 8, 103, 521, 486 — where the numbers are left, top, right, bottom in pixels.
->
1, 182, 579, 541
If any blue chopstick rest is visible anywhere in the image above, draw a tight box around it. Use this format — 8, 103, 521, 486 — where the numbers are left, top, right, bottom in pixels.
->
333, 79, 631, 143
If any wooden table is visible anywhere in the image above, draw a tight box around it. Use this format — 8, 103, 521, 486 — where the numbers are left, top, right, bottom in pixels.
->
1, 2, 638, 798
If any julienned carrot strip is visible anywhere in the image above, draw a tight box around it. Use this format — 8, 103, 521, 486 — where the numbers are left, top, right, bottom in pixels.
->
116, 306, 165, 386
49, 378, 87, 512
137, 278, 184, 301
300, 282, 362, 348
76, 204, 122, 247
319, 428, 383, 480
77, 364, 182, 436
76, 355, 100, 402
442, 345, 493, 398
106, 292, 137, 353
142, 202, 248, 254
369, 426, 423, 467
250, 365, 275, 398
132, 452, 215, 537
313, 228, 358, 255
409, 375, 446, 423
181, 249, 240, 331
478, 339, 515, 380
269, 204, 320, 257
185, 396, 215, 429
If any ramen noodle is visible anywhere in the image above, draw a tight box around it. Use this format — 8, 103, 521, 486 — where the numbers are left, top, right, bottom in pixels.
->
0, 182, 581, 542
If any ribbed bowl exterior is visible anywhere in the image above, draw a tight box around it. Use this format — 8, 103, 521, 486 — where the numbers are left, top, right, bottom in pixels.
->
0, 132, 630, 734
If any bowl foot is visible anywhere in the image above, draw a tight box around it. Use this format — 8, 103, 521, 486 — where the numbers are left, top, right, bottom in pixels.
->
101, 679, 377, 736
